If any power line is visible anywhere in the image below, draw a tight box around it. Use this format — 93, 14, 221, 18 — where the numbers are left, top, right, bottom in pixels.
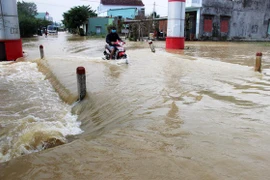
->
144, 3, 167, 8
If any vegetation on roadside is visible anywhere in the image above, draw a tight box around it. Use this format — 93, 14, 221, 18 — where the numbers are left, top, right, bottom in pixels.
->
128, 12, 160, 41
17, 1, 52, 37
62, 5, 97, 35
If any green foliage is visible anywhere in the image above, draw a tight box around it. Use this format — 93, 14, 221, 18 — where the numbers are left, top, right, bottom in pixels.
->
106, 20, 124, 34
17, 1, 37, 17
79, 28, 85, 36
19, 15, 37, 37
107, 24, 116, 33
150, 12, 160, 19
36, 19, 52, 28
62, 5, 97, 34
129, 24, 139, 41
17, 1, 52, 37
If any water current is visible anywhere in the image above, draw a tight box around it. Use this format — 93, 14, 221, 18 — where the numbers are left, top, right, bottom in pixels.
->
1, 32, 270, 179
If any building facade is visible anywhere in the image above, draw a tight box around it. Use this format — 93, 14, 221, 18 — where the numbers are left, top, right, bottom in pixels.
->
87, 0, 145, 36
87, 17, 114, 35
185, 0, 270, 40
97, 0, 144, 17
35, 12, 53, 21
107, 8, 139, 19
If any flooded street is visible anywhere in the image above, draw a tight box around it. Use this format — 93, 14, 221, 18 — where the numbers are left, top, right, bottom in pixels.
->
1, 32, 270, 179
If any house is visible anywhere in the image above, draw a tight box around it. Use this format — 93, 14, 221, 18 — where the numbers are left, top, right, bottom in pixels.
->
87, 17, 114, 35
184, 0, 270, 40
158, 0, 270, 41
97, 0, 145, 17
87, 0, 145, 36
35, 12, 53, 21
108, 8, 140, 19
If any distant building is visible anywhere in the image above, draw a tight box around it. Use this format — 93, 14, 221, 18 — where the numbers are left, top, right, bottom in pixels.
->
108, 8, 139, 19
158, 0, 270, 41
185, 0, 270, 41
98, 0, 145, 18
87, 17, 114, 35
86, 0, 145, 36
35, 12, 53, 21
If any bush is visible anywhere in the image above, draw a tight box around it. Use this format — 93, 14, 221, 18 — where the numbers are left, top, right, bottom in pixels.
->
19, 16, 37, 37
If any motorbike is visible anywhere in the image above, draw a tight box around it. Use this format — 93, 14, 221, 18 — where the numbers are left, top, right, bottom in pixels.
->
103, 41, 127, 60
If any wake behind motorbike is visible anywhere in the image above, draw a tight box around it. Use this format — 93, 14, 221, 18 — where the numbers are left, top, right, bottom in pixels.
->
103, 41, 127, 60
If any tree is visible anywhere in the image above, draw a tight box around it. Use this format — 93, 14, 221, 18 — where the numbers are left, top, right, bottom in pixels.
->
17, 1, 51, 37
36, 19, 52, 28
17, 1, 38, 17
17, 2, 37, 37
62, 5, 97, 35
150, 12, 160, 19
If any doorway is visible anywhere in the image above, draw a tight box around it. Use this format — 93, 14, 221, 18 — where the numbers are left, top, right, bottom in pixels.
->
0, 42, 6, 61
185, 11, 197, 41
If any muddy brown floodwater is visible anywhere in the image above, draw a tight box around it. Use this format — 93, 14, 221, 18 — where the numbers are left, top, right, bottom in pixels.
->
1, 32, 270, 179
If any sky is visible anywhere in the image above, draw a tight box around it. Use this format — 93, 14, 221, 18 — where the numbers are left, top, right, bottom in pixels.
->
21, 0, 168, 22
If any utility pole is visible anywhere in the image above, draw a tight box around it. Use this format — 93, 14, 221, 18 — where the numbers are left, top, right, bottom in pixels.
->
153, 2, 156, 19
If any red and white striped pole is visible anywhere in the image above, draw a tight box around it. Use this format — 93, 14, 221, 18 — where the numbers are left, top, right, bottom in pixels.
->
166, 0, 186, 49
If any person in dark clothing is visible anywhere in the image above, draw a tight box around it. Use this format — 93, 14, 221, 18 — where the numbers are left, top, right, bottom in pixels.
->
44, 29, 48, 38
106, 26, 123, 60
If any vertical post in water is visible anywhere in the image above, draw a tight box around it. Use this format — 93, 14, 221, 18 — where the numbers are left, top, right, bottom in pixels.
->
77, 66, 86, 101
148, 40, 155, 52
255, 52, 262, 72
39, 45, 44, 59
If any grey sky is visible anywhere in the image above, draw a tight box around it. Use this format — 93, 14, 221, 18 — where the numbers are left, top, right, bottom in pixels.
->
21, 0, 168, 22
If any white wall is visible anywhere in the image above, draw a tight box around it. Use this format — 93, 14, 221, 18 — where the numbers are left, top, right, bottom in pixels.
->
186, 0, 202, 8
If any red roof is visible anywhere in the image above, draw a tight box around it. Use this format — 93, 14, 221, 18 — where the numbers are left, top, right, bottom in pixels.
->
101, 0, 144, 6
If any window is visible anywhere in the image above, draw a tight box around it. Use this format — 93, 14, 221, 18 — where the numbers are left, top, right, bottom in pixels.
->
220, 18, 229, 33
96, 26, 101, 34
204, 16, 213, 32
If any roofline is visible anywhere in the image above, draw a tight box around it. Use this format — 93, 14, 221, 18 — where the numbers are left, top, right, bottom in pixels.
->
124, 17, 167, 23
108, 7, 139, 11
101, 4, 144, 7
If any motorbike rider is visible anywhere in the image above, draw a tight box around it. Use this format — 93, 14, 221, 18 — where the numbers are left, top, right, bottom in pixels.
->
106, 26, 123, 60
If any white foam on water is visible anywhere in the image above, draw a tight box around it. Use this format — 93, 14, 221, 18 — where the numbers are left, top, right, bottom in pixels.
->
0, 61, 83, 163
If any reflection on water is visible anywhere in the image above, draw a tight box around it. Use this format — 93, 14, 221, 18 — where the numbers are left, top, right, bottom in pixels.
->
184, 41, 270, 68
1, 32, 270, 180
